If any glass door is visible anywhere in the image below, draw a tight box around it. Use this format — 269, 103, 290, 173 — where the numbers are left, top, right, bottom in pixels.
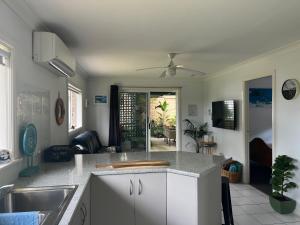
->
149, 92, 177, 152
119, 92, 148, 152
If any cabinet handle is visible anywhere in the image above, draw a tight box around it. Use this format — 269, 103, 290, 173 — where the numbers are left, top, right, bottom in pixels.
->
82, 202, 87, 217
80, 205, 86, 225
130, 179, 133, 195
138, 179, 143, 195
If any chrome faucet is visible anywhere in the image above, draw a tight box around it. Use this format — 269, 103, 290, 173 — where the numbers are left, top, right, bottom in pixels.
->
0, 184, 14, 199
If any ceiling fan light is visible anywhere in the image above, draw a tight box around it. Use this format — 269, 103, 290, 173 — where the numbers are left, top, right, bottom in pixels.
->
167, 67, 176, 76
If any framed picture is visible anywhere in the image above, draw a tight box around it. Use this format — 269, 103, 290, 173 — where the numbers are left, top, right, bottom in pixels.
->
249, 88, 272, 108
188, 104, 198, 116
95, 95, 107, 104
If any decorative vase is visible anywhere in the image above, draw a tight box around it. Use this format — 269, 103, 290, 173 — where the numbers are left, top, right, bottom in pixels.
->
269, 195, 296, 214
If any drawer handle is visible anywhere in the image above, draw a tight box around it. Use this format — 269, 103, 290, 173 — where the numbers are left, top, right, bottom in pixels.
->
138, 179, 143, 195
130, 179, 133, 195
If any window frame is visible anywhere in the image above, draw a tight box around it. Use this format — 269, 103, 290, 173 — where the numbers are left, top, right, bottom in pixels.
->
0, 41, 14, 160
68, 83, 83, 133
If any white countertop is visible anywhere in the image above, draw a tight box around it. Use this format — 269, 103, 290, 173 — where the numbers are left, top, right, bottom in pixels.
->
14, 151, 222, 225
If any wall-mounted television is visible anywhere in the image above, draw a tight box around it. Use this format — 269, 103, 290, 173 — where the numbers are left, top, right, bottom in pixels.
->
212, 100, 237, 130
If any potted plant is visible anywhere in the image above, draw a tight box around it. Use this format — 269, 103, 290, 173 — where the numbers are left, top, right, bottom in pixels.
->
270, 155, 298, 214
183, 119, 208, 153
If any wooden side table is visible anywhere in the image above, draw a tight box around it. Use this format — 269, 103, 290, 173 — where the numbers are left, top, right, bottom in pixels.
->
199, 141, 217, 155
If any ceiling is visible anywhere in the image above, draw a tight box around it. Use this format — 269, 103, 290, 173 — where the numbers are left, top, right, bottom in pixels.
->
24, 0, 300, 77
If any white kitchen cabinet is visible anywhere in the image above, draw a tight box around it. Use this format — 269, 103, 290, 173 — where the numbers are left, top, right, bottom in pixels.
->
91, 173, 166, 225
70, 181, 90, 225
167, 173, 198, 225
91, 174, 135, 225
167, 169, 221, 225
135, 173, 166, 225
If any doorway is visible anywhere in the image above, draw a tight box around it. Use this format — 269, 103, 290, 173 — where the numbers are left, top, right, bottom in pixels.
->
245, 76, 273, 195
149, 92, 177, 152
119, 88, 179, 152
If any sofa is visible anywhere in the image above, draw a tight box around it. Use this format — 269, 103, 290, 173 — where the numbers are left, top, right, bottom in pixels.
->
71, 130, 107, 154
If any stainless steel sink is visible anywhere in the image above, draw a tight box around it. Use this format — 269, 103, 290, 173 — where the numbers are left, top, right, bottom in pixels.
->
0, 185, 78, 225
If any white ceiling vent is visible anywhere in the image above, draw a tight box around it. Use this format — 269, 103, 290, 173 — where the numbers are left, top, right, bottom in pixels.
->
33, 32, 76, 78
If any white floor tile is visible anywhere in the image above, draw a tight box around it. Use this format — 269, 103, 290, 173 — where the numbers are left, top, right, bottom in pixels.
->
272, 213, 300, 223
234, 214, 262, 225
239, 189, 265, 197
231, 184, 255, 191
231, 189, 243, 197
241, 204, 271, 214
233, 205, 246, 216
224, 184, 300, 225
259, 203, 275, 213
253, 213, 283, 224
249, 195, 269, 204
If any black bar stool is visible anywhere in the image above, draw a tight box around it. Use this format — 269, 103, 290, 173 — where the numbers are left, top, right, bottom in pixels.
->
222, 176, 234, 225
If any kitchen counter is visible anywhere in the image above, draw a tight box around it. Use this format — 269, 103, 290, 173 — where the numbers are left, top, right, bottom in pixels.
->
14, 151, 223, 225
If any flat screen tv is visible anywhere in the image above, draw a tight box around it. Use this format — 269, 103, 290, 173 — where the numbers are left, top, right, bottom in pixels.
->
212, 100, 237, 130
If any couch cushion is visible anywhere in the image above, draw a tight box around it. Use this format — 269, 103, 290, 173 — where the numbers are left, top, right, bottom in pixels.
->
71, 130, 103, 154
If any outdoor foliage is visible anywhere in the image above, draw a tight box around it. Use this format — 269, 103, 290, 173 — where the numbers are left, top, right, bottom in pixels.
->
271, 155, 298, 200
155, 100, 169, 112
151, 100, 169, 137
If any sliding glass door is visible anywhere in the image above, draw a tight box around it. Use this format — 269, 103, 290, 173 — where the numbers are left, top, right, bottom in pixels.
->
119, 88, 179, 152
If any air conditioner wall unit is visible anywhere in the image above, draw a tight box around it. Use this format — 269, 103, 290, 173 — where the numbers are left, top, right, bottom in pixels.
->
33, 32, 76, 78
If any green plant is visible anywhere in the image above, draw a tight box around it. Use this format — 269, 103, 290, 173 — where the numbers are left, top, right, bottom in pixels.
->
155, 100, 168, 112
150, 120, 164, 137
167, 116, 176, 127
183, 119, 208, 153
271, 155, 298, 200
155, 100, 169, 127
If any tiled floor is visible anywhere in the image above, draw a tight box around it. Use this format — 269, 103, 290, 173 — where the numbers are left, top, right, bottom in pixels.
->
229, 183, 300, 225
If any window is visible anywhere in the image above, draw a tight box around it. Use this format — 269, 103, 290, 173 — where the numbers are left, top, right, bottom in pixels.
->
68, 84, 82, 132
0, 43, 12, 152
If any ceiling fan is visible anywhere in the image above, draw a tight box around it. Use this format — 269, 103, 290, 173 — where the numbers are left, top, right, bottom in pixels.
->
136, 53, 206, 78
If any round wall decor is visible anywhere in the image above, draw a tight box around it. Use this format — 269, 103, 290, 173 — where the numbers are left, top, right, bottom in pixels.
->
282, 79, 299, 100
55, 96, 65, 125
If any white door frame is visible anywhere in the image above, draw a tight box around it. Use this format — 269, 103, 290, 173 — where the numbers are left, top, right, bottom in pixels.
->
120, 87, 181, 152
242, 71, 276, 183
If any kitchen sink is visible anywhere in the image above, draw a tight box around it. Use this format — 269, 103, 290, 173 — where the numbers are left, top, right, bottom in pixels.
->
0, 185, 78, 225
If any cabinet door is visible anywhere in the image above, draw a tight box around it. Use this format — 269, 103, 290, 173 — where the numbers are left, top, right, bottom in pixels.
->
167, 173, 198, 225
82, 181, 90, 225
135, 173, 166, 225
70, 208, 84, 225
70, 182, 90, 225
91, 174, 135, 225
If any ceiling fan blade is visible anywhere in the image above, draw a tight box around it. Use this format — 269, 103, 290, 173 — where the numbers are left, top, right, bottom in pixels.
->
136, 66, 167, 71
160, 71, 167, 78
176, 67, 206, 75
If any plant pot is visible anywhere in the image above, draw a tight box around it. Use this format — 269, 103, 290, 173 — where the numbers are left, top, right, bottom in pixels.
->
269, 195, 296, 214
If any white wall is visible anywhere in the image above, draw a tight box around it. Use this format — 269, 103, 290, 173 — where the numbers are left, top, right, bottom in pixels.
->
203, 41, 300, 211
248, 76, 272, 145
0, 0, 87, 184
87, 76, 203, 152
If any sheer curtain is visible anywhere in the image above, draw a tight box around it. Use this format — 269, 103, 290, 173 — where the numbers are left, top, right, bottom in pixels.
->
0, 46, 12, 152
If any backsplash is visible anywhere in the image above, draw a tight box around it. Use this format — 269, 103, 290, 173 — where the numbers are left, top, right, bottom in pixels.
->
17, 83, 50, 160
